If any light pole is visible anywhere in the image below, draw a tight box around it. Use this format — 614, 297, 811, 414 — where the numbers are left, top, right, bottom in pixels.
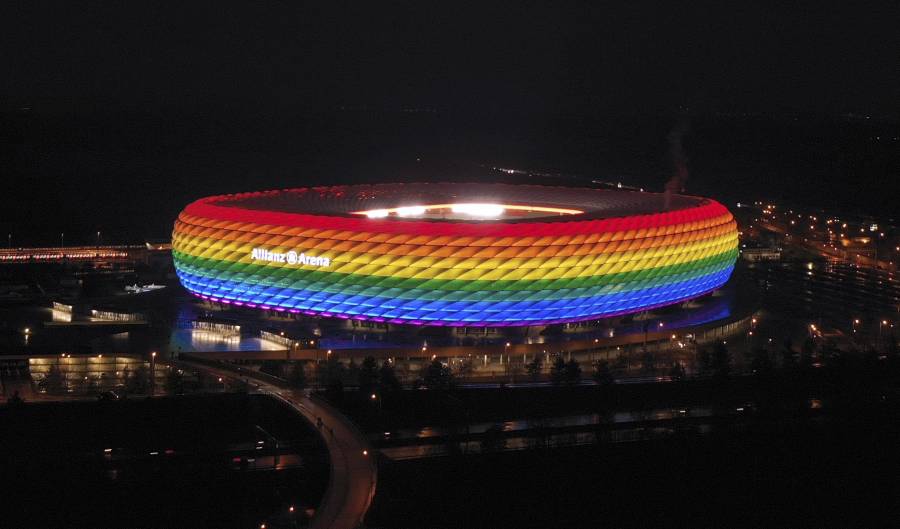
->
150, 351, 157, 395
60, 232, 64, 249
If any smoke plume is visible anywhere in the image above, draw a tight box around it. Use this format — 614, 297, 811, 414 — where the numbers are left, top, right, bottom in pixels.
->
664, 118, 690, 210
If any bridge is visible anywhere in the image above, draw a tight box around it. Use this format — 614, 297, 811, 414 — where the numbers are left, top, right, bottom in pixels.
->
180, 358, 377, 529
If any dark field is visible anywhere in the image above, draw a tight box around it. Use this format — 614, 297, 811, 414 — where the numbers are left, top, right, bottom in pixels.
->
1, 393, 328, 528
371, 417, 900, 528
341, 360, 900, 527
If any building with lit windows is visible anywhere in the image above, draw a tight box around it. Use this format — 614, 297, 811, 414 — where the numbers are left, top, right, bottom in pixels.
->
172, 183, 738, 327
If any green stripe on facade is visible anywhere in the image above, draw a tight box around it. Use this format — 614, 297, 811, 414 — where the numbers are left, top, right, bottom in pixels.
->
173, 246, 737, 301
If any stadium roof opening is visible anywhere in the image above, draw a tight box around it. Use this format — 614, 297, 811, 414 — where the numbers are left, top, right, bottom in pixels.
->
353, 203, 584, 220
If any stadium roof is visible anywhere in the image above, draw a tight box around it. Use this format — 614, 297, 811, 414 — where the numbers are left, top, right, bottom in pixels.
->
210, 183, 706, 223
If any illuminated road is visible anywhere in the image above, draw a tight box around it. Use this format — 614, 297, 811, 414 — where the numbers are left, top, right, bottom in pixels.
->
180, 361, 376, 529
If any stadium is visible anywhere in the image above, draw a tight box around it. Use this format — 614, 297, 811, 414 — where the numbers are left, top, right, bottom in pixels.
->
171, 183, 738, 327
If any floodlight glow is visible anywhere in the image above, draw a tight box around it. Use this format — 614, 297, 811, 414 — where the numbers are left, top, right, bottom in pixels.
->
395, 205, 427, 217
351, 203, 583, 217
450, 203, 505, 217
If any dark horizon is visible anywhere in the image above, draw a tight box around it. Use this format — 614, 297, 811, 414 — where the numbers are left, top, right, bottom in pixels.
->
2, 108, 898, 247
3, 3, 900, 246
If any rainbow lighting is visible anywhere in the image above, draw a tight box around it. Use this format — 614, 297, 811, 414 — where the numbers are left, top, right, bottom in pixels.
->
171, 183, 739, 326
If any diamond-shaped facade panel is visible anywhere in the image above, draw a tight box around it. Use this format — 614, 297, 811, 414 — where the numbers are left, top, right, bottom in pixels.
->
172, 183, 738, 326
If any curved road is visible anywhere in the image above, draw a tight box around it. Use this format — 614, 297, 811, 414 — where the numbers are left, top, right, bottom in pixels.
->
181, 360, 377, 529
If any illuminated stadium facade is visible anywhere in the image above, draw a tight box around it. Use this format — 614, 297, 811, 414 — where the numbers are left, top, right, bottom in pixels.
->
172, 184, 739, 327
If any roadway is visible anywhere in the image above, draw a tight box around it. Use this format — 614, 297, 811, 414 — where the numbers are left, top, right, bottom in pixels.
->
180, 360, 377, 529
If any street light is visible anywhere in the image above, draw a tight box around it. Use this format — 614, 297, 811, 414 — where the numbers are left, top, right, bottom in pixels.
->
150, 352, 157, 396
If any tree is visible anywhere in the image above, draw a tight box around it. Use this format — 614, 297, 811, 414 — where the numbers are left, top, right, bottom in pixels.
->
564, 358, 582, 385
287, 361, 307, 389
379, 361, 401, 392
7, 390, 24, 407
126, 364, 150, 394
887, 334, 899, 359
164, 367, 184, 395
668, 362, 686, 380
342, 358, 359, 384
712, 341, 731, 378
800, 338, 816, 369
592, 360, 614, 387
454, 357, 475, 380
191, 369, 206, 392
358, 356, 379, 394
641, 349, 655, 374
325, 376, 344, 403
697, 347, 714, 375
525, 357, 542, 381
259, 360, 283, 378
750, 347, 773, 377
550, 357, 567, 385
40, 363, 65, 394
480, 425, 504, 454
423, 359, 453, 391
781, 339, 797, 371
321, 356, 346, 400
324, 356, 345, 386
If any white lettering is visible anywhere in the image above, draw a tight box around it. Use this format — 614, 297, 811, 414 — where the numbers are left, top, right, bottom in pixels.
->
250, 248, 331, 268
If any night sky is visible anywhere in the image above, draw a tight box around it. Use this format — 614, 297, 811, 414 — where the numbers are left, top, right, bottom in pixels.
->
3, 3, 899, 115
1, 3, 899, 244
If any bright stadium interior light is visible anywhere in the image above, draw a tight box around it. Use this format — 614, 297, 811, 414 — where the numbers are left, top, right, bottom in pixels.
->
351, 203, 582, 218
395, 205, 427, 217
450, 203, 505, 217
